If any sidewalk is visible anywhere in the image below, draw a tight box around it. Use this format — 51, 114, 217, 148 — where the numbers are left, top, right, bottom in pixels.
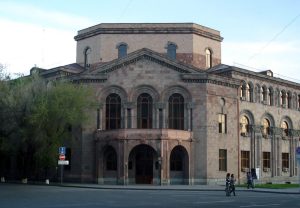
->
57, 183, 300, 194
2, 181, 300, 194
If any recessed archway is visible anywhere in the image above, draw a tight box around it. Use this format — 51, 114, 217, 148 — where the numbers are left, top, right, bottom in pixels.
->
128, 144, 158, 184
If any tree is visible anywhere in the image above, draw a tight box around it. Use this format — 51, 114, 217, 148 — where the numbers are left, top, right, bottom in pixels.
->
28, 79, 95, 179
0, 72, 95, 180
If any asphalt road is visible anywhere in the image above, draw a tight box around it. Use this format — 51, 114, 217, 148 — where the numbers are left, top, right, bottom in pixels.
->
0, 184, 299, 208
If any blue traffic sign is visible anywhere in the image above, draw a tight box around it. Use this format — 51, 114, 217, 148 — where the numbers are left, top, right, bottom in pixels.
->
296, 147, 300, 154
59, 147, 66, 155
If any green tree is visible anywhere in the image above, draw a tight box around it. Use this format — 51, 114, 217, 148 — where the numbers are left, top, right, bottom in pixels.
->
29, 79, 95, 179
0, 72, 95, 180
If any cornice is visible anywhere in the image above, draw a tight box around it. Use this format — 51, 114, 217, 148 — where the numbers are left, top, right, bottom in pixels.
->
181, 73, 240, 89
74, 26, 223, 42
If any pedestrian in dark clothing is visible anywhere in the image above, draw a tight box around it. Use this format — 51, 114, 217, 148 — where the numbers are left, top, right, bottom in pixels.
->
230, 174, 236, 196
225, 173, 231, 196
247, 172, 254, 189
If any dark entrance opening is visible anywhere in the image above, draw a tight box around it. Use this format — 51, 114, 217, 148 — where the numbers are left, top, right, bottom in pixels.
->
131, 144, 155, 184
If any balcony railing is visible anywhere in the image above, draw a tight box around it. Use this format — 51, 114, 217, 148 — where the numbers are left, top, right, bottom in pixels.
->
95, 128, 192, 141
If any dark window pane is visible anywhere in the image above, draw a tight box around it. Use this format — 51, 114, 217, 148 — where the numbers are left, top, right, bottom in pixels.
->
106, 94, 121, 130
137, 93, 153, 129
169, 93, 184, 130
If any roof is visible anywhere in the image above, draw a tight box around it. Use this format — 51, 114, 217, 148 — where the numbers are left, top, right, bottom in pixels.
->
74, 23, 223, 42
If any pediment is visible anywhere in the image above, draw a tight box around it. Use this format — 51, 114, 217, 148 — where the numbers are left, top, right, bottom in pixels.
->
84, 48, 201, 75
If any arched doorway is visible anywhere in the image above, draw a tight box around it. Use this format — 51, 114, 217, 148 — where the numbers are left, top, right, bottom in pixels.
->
128, 144, 157, 184
102, 146, 117, 184
169, 145, 189, 184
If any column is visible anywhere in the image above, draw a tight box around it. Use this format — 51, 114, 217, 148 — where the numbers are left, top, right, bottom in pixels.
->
155, 102, 165, 129
186, 102, 194, 131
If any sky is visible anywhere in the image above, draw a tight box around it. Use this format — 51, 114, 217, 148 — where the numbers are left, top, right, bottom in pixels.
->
0, 0, 300, 82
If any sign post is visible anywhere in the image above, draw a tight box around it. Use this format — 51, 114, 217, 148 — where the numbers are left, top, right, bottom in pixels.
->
58, 147, 69, 185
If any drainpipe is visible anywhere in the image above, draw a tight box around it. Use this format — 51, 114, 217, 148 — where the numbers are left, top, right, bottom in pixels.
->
237, 86, 241, 184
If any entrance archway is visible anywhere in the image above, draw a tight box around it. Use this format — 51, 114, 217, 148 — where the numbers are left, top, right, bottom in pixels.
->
169, 145, 189, 184
128, 144, 157, 184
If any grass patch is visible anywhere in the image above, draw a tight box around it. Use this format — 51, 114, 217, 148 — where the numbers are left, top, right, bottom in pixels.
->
238, 183, 299, 189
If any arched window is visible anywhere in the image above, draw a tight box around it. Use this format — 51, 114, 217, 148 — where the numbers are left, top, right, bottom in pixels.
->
169, 93, 184, 130
240, 83, 246, 98
106, 94, 121, 130
281, 121, 289, 137
298, 95, 300, 109
137, 93, 153, 129
246, 84, 250, 101
268, 88, 273, 106
262, 118, 270, 136
287, 92, 292, 109
117, 43, 128, 58
104, 147, 117, 171
240, 115, 249, 135
167, 43, 177, 60
84, 47, 91, 68
262, 86, 267, 103
205, 48, 212, 68
281, 90, 286, 107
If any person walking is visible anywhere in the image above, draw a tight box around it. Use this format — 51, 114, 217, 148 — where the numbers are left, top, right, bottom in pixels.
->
247, 171, 254, 189
230, 174, 236, 196
225, 173, 231, 196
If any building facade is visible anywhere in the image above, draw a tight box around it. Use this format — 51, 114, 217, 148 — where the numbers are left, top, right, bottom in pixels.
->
35, 23, 300, 185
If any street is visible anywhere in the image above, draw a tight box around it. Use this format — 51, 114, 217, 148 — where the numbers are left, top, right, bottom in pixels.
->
0, 184, 299, 208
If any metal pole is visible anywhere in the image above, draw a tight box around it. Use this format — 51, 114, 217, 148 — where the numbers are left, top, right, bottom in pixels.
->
60, 165, 63, 185
298, 159, 300, 193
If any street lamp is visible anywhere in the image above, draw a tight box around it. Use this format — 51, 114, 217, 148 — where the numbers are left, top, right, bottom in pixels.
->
158, 157, 162, 186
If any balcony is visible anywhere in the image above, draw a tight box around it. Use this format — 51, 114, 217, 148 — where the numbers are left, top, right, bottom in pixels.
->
95, 128, 192, 141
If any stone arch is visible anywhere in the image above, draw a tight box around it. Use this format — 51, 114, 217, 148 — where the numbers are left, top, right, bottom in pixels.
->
280, 116, 293, 130
128, 144, 159, 184
240, 80, 247, 98
100, 145, 118, 184
98, 85, 128, 103
162, 85, 192, 102
240, 109, 255, 124
261, 112, 275, 127
130, 85, 160, 103
268, 86, 274, 106
247, 81, 254, 102
169, 145, 189, 185
255, 83, 260, 103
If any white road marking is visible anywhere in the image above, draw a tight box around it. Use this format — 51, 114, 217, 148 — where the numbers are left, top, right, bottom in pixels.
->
240, 204, 280, 207
194, 200, 235, 204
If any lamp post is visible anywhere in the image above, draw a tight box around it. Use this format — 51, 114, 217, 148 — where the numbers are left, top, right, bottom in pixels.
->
158, 157, 162, 186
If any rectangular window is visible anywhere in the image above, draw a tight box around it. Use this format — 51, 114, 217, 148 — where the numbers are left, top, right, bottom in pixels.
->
282, 153, 289, 168
263, 152, 270, 169
219, 149, 227, 171
241, 151, 250, 170
218, 114, 227, 134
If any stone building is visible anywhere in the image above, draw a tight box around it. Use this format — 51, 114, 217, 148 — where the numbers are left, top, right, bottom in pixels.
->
35, 23, 300, 185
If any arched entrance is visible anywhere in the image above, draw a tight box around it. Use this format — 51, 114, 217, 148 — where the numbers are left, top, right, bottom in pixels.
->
102, 146, 117, 184
169, 145, 189, 184
128, 144, 157, 184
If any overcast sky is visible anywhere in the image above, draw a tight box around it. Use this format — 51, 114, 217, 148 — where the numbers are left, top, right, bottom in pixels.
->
0, 0, 300, 82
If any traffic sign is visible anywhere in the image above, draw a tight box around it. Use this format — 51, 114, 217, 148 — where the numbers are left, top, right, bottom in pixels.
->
296, 147, 300, 160
296, 147, 300, 154
58, 160, 69, 165
59, 147, 66, 155
59, 155, 66, 160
